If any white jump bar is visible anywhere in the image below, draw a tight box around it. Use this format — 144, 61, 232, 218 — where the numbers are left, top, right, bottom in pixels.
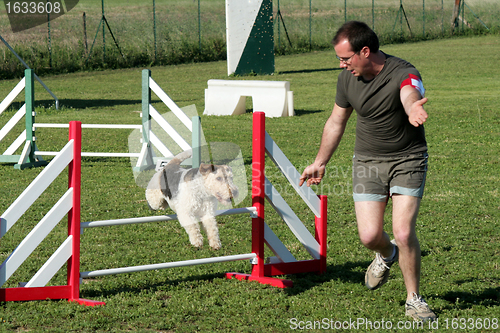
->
35, 123, 142, 130
80, 253, 257, 278
35, 151, 141, 157
80, 206, 257, 229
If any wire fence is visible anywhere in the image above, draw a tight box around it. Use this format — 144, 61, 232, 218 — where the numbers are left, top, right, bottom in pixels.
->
0, 0, 497, 78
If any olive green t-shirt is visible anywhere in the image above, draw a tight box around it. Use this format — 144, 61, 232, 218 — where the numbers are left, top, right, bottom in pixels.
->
335, 54, 427, 157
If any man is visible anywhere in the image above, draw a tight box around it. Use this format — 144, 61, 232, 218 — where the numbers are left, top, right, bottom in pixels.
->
299, 21, 436, 322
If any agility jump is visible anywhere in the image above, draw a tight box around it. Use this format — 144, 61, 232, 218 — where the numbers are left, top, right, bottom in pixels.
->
0, 112, 327, 306
0, 122, 100, 305
0, 69, 200, 170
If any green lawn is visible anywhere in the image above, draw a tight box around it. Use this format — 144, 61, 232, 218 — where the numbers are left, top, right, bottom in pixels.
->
0, 35, 499, 332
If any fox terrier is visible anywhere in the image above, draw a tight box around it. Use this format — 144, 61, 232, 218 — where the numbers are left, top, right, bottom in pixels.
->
145, 149, 238, 250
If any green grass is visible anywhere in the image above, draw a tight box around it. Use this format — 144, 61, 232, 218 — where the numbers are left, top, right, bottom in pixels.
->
0, 0, 499, 78
0, 35, 499, 332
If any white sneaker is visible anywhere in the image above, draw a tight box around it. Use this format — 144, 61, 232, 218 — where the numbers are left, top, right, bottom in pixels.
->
405, 292, 437, 322
365, 240, 398, 290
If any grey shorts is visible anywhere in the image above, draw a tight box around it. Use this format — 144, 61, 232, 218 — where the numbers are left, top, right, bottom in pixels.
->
352, 153, 428, 202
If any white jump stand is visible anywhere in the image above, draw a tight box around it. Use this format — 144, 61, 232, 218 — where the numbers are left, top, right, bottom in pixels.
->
203, 79, 294, 118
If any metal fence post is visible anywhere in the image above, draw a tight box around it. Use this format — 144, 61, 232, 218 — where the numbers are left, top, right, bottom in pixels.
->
423, 0, 426, 37
153, 0, 157, 62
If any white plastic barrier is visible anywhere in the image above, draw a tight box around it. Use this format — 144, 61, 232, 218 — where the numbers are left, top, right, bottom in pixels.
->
203, 79, 294, 118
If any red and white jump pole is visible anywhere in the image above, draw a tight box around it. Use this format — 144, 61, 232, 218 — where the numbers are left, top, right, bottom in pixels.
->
226, 111, 327, 287
67, 122, 104, 306
0, 121, 104, 306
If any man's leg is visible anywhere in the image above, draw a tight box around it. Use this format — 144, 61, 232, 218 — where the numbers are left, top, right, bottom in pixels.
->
355, 200, 400, 290
391, 194, 421, 300
355, 200, 392, 257
392, 194, 436, 322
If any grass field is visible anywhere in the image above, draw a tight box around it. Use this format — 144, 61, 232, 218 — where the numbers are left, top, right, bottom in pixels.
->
0, 35, 499, 332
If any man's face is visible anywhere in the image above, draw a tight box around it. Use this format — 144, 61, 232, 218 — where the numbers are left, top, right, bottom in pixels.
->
334, 39, 361, 77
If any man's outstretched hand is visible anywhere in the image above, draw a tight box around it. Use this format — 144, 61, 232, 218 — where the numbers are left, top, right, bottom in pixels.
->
299, 164, 325, 187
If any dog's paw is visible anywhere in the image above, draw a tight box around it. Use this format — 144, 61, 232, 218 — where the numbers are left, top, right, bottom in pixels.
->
189, 236, 204, 248
208, 238, 221, 250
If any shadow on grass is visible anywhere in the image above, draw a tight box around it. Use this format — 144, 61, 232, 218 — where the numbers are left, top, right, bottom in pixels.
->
278, 68, 342, 74
293, 109, 325, 117
81, 273, 227, 300
436, 285, 500, 310
242, 108, 324, 117
283, 261, 369, 296
80, 261, 370, 300
7, 99, 142, 111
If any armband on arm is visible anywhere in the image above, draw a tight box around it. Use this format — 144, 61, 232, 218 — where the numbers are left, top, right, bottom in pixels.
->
401, 74, 425, 97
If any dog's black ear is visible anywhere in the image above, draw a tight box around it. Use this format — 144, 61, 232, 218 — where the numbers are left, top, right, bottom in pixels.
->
199, 163, 216, 175
160, 168, 172, 199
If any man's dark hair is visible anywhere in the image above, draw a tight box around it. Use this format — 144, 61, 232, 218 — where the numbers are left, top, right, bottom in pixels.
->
332, 21, 379, 53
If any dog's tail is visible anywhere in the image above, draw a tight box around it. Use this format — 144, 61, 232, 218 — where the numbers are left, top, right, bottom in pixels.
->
167, 149, 193, 167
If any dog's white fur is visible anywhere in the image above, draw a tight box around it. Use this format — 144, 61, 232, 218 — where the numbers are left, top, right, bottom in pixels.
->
145, 150, 238, 250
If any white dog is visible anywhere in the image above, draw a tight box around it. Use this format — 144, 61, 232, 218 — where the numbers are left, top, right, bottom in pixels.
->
145, 150, 238, 250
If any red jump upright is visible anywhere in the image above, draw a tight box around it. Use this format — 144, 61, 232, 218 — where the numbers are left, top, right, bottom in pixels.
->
226, 111, 327, 287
